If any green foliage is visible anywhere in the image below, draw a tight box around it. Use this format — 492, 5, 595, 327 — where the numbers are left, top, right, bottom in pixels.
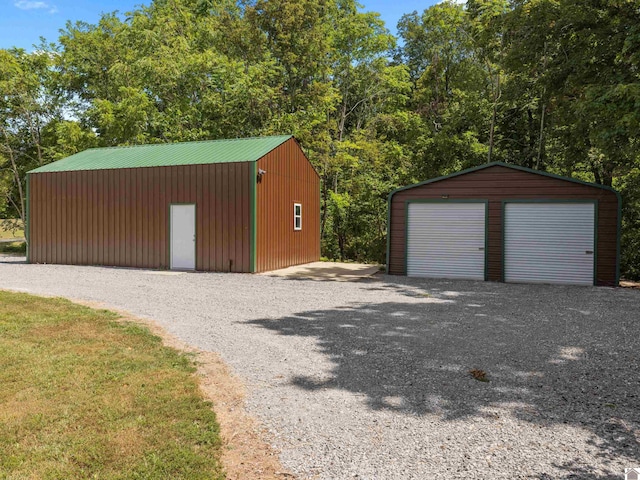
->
0, 219, 24, 239
1, 0, 639, 277
0, 48, 57, 224
0, 241, 26, 254
619, 168, 640, 279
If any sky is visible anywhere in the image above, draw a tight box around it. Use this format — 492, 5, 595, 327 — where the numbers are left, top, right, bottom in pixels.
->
0, 0, 442, 50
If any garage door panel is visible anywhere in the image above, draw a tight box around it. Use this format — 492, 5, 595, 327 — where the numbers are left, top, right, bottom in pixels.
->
504, 203, 595, 286
407, 202, 486, 280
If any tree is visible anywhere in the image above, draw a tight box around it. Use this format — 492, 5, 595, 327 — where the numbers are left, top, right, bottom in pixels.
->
504, 0, 640, 185
58, 0, 282, 145
0, 47, 62, 231
396, 2, 492, 178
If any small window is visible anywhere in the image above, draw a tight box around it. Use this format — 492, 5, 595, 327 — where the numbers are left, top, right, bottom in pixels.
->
294, 203, 302, 231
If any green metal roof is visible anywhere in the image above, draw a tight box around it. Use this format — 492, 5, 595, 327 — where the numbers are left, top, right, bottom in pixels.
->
29, 135, 293, 173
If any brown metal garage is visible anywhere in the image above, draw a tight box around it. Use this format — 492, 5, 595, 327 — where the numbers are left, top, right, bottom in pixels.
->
26, 135, 320, 273
387, 162, 621, 286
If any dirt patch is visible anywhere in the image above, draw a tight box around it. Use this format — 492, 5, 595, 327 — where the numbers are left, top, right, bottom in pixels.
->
194, 350, 293, 479
27, 295, 293, 480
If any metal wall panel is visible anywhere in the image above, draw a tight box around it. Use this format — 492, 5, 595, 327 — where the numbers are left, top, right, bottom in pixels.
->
256, 138, 321, 272
389, 165, 619, 286
407, 202, 486, 280
504, 203, 595, 285
28, 163, 251, 272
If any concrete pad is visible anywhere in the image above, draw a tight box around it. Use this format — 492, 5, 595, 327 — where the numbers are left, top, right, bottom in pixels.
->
620, 280, 640, 290
260, 261, 380, 281
144, 271, 186, 276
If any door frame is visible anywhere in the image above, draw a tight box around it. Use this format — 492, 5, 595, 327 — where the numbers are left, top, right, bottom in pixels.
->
501, 199, 598, 286
169, 203, 197, 271
404, 199, 489, 280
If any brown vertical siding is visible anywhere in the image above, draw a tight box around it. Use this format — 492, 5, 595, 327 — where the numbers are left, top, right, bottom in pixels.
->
388, 165, 620, 286
214, 165, 222, 271
86, 171, 93, 264
256, 138, 321, 272
28, 162, 251, 272
29, 174, 38, 263
220, 164, 230, 271
136, 169, 143, 267
30, 174, 37, 262
196, 165, 203, 269
202, 165, 210, 271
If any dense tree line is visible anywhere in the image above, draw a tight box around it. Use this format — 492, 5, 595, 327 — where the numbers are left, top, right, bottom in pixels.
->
1, 0, 639, 277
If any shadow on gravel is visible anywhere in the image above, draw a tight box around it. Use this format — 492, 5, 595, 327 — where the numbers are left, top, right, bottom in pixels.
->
247, 280, 640, 473
0, 256, 26, 264
536, 463, 625, 480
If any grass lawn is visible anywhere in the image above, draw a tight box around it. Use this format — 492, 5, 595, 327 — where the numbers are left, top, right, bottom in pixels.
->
0, 291, 225, 479
0, 220, 24, 240
0, 241, 26, 254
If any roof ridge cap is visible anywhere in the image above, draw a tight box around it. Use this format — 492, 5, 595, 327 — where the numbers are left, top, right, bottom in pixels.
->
89, 134, 293, 152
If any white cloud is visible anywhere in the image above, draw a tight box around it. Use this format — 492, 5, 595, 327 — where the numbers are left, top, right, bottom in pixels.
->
14, 0, 57, 13
15, 1, 47, 9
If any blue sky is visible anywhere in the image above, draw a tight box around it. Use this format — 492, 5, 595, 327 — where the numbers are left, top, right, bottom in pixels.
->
1, 0, 441, 50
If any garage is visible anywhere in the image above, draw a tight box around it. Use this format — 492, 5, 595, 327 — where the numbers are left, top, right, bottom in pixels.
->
504, 202, 595, 285
26, 135, 320, 273
406, 202, 487, 280
387, 162, 621, 286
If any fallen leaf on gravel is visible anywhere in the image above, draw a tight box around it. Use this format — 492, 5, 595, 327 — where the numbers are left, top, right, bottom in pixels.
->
470, 368, 489, 382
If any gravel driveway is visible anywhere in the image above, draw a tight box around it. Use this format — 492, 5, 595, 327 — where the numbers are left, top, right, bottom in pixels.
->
1, 256, 639, 479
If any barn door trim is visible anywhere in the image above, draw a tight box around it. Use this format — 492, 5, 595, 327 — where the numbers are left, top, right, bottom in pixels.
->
250, 161, 257, 273
25, 173, 31, 263
500, 199, 598, 286
404, 199, 489, 281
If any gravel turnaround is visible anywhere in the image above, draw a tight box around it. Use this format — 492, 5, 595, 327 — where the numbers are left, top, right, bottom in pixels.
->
1, 257, 639, 479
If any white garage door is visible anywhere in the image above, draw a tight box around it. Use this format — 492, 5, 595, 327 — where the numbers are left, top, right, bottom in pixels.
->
407, 202, 486, 280
504, 202, 595, 285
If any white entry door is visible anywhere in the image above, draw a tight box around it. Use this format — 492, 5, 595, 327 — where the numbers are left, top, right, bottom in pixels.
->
170, 204, 196, 270
406, 202, 486, 280
504, 202, 595, 285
